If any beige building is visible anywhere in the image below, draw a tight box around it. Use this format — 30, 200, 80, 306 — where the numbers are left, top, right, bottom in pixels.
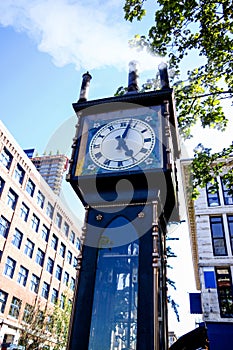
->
181, 159, 233, 349
0, 121, 81, 347
31, 154, 68, 196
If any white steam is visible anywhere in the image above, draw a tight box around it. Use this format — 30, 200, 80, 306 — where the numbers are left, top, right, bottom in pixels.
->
0, 0, 162, 71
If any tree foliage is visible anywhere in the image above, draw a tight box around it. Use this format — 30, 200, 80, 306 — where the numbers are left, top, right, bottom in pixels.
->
123, 0, 233, 194
18, 295, 72, 350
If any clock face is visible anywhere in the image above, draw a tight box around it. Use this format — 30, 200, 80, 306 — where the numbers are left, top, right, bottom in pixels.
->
89, 118, 156, 171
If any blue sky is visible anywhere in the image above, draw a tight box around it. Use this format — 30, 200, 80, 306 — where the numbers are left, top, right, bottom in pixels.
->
0, 0, 232, 339
0, 0, 162, 155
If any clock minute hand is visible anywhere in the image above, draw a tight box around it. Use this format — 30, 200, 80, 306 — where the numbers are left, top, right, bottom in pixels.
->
122, 120, 131, 139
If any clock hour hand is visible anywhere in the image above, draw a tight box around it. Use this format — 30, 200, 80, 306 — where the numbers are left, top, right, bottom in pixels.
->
115, 136, 133, 156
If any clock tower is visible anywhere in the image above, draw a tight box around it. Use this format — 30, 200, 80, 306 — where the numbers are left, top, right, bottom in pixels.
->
66, 62, 180, 350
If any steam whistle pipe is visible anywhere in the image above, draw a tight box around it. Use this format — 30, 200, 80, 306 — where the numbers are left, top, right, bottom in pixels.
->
78, 71, 92, 102
127, 61, 139, 92
158, 62, 169, 89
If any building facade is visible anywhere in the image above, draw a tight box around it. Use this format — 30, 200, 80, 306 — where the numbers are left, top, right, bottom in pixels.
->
0, 121, 81, 347
182, 160, 233, 349
31, 154, 68, 196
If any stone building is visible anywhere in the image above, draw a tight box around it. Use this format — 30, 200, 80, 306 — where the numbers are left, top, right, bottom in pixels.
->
0, 121, 81, 347
181, 159, 233, 349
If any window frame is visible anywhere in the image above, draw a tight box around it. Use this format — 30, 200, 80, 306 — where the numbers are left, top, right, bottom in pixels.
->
221, 177, 233, 205
11, 229, 23, 249
17, 265, 29, 287
30, 274, 40, 293
35, 248, 45, 267
216, 267, 233, 318
24, 238, 34, 258
7, 188, 18, 210
4, 257, 16, 278
206, 181, 220, 207
210, 216, 227, 256
37, 190, 45, 209
9, 296, 21, 319
1, 147, 13, 170
0, 216, 10, 238
0, 290, 8, 313
26, 178, 35, 197
41, 282, 50, 300
14, 163, 25, 185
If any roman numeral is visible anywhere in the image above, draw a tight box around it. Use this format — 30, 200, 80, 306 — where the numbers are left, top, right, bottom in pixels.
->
118, 161, 123, 167
98, 134, 105, 139
108, 125, 114, 131
104, 159, 111, 166
95, 152, 102, 159
120, 122, 127, 127
141, 128, 147, 133
144, 138, 151, 142
93, 144, 100, 149
140, 147, 148, 154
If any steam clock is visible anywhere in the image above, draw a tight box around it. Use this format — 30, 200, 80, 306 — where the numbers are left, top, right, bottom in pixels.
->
66, 63, 180, 350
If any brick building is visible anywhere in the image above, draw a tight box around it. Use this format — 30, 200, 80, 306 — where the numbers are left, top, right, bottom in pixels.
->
0, 121, 81, 347
181, 159, 233, 349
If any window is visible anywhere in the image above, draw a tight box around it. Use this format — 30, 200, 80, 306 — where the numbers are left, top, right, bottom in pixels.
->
1, 147, 13, 170
206, 181, 220, 206
23, 303, 33, 323
41, 224, 49, 242
9, 296, 21, 319
0, 290, 8, 313
73, 257, 78, 268
70, 277, 75, 291
216, 267, 233, 317
55, 213, 62, 228
41, 282, 49, 299
24, 239, 34, 258
37, 190, 45, 209
4, 257, 16, 278
70, 231, 75, 244
210, 216, 227, 256
55, 265, 62, 281
0, 216, 10, 238
30, 274, 40, 293
63, 222, 69, 236
51, 234, 58, 250
76, 237, 81, 250
221, 178, 233, 205
35, 248, 45, 267
59, 242, 66, 258
14, 163, 25, 185
12, 229, 23, 249
60, 294, 65, 309
20, 202, 29, 222
7, 188, 18, 210
51, 288, 58, 304
46, 258, 54, 274
0, 176, 5, 196
63, 271, 69, 285
26, 178, 35, 197
46, 202, 54, 219
227, 215, 233, 253
31, 214, 40, 232
67, 250, 72, 265
17, 266, 28, 286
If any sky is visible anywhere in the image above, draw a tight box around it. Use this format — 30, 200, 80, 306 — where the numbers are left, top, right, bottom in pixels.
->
0, 0, 232, 339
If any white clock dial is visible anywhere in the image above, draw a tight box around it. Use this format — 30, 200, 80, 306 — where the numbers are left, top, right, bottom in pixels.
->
89, 118, 155, 170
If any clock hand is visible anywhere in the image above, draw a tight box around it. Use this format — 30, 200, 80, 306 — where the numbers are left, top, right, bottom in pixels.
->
122, 119, 132, 139
115, 136, 133, 156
